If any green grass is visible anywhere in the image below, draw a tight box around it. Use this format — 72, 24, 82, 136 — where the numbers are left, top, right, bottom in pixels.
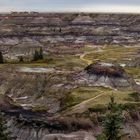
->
88, 104, 107, 113
62, 86, 138, 112
125, 67, 140, 79
71, 86, 111, 101
84, 45, 139, 63
88, 91, 140, 113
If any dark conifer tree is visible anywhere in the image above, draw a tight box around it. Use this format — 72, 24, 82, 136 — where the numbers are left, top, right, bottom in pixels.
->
33, 48, 44, 61
59, 28, 61, 32
39, 47, 43, 60
33, 50, 39, 61
0, 51, 4, 64
97, 96, 123, 140
19, 56, 24, 62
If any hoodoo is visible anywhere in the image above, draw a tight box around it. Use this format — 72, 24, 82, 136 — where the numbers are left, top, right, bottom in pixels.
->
85, 62, 125, 78
78, 62, 133, 88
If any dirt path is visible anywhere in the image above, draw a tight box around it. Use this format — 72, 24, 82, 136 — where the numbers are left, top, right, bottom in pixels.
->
80, 47, 103, 65
64, 93, 105, 115
80, 52, 93, 65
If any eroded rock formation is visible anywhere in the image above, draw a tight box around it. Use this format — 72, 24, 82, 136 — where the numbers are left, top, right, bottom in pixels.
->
0, 13, 140, 60
77, 62, 134, 88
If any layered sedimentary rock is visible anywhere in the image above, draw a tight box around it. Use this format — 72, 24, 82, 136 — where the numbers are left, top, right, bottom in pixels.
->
77, 62, 134, 88
0, 13, 140, 60
128, 57, 140, 67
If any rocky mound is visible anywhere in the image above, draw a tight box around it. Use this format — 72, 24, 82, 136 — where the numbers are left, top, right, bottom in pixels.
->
77, 62, 133, 88
85, 62, 125, 78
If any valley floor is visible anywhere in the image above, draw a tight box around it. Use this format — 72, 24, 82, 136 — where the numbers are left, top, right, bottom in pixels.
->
0, 44, 140, 140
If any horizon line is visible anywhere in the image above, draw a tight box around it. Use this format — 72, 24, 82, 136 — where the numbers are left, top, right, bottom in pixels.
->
0, 11, 140, 14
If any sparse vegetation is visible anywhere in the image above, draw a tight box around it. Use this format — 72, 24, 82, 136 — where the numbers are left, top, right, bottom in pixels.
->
0, 13, 140, 140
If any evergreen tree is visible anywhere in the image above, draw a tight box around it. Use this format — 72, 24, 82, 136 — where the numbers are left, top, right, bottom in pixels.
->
0, 112, 13, 140
59, 28, 61, 32
19, 56, 24, 63
98, 96, 123, 140
39, 47, 43, 60
33, 48, 44, 61
0, 51, 4, 64
33, 50, 39, 61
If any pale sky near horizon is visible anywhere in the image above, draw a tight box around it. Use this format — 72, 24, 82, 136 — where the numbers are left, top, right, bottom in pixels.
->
0, 0, 140, 13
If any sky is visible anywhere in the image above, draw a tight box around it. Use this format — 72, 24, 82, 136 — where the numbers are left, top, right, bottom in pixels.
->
0, 0, 140, 13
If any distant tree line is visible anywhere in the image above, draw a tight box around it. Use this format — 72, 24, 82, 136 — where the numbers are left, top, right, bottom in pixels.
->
0, 48, 44, 64
18, 47, 44, 63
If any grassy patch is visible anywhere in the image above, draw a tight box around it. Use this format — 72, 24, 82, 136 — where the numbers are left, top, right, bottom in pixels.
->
125, 67, 140, 79
71, 86, 111, 101
61, 93, 81, 110
84, 45, 139, 63
88, 104, 107, 113
63, 85, 138, 113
